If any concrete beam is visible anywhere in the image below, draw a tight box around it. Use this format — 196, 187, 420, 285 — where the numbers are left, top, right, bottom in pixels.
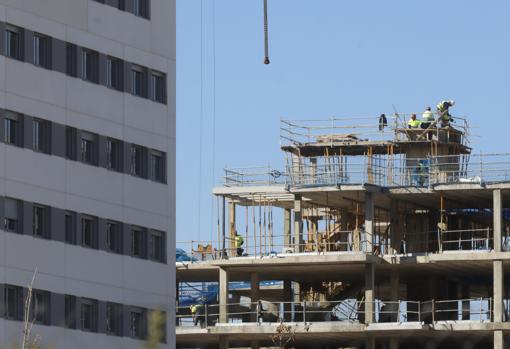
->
250, 273, 260, 322
365, 192, 374, 253
294, 195, 303, 252
284, 208, 292, 248
493, 260, 504, 323
494, 189, 502, 252
365, 263, 375, 324
219, 268, 229, 323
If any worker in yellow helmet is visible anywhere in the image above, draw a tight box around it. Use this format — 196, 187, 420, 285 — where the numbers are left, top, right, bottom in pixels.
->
235, 231, 244, 256
436, 100, 455, 127
421, 107, 435, 129
408, 114, 421, 129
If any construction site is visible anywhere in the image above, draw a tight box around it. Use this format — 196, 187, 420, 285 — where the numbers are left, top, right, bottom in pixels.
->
175, 110, 510, 349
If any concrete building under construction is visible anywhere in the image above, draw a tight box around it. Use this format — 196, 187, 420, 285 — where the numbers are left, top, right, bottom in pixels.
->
176, 111, 510, 349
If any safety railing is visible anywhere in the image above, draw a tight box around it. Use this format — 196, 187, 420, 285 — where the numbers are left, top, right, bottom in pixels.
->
280, 114, 470, 148
176, 231, 376, 263
223, 166, 287, 187
439, 228, 492, 252
175, 298, 492, 327
220, 153, 510, 189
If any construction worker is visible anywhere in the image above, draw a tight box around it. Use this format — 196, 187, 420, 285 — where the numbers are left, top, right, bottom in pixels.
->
235, 231, 244, 256
421, 107, 435, 129
190, 304, 199, 326
436, 100, 455, 127
407, 114, 421, 129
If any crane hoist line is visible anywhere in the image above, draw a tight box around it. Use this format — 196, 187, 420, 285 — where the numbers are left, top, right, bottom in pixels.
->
263, 0, 270, 64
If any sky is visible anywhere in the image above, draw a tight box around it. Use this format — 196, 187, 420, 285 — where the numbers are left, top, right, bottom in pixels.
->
176, 0, 510, 243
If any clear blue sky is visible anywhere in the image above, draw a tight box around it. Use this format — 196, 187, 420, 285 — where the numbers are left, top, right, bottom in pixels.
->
176, 0, 510, 243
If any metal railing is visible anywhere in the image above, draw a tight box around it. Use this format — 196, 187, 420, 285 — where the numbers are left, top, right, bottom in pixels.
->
439, 228, 492, 252
177, 227, 497, 262
176, 298, 492, 327
280, 114, 470, 148
223, 166, 286, 187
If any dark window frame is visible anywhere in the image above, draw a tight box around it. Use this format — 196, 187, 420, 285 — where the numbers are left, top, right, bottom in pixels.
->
130, 144, 147, 177
4, 197, 20, 234
66, 43, 78, 77
80, 131, 98, 166
150, 149, 165, 183
31, 289, 51, 325
106, 302, 123, 336
5, 24, 24, 60
80, 298, 98, 332
65, 211, 77, 244
65, 126, 77, 160
33, 33, 52, 69
106, 137, 122, 172
106, 220, 122, 253
65, 295, 77, 329
149, 230, 164, 262
129, 307, 146, 339
106, 56, 124, 91
4, 111, 23, 147
81, 215, 98, 249
4, 285, 22, 320
32, 118, 51, 154
32, 204, 49, 239
81, 48, 99, 83
150, 71, 166, 103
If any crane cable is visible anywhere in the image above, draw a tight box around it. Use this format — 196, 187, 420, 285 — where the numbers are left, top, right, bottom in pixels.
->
263, 0, 270, 64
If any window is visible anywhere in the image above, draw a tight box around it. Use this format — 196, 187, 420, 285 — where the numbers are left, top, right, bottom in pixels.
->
106, 221, 122, 253
33, 34, 51, 68
106, 138, 122, 171
80, 298, 98, 332
131, 228, 144, 258
4, 198, 20, 233
80, 131, 97, 165
5, 25, 23, 60
66, 43, 78, 77
151, 71, 166, 103
149, 230, 164, 262
81, 215, 97, 248
33, 205, 48, 238
81, 49, 99, 83
130, 308, 145, 339
150, 150, 165, 183
133, 0, 149, 18
66, 126, 77, 160
65, 211, 76, 244
131, 65, 144, 97
106, 57, 123, 91
4, 112, 23, 147
65, 295, 77, 329
32, 290, 50, 325
106, 303, 123, 336
33, 118, 51, 153
118, 0, 125, 10
130, 145, 146, 177
4, 285, 22, 320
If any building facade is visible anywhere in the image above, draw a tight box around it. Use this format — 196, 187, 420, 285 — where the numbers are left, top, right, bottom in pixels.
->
0, 0, 175, 348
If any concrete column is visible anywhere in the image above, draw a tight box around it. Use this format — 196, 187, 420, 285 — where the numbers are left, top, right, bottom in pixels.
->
390, 270, 400, 322
294, 195, 303, 252
219, 335, 229, 349
494, 189, 502, 252
494, 330, 504, 349
283, 280, 292, 321
389, 338, 399, 349
250, 273, 260, 322
250, 341, 260, 349
228, 201, 236, 256
365, 192, 374, 254
284, 208, 292, 248
365, 335, 375, 349
219, 268, 229, 323
365, 263, 375, 324
493, 260, 504, 323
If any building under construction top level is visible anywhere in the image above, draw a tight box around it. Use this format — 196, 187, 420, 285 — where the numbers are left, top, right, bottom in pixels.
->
176, 109, 510, 349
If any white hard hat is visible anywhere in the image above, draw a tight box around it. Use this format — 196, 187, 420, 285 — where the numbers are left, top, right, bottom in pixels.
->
449, 100, 455, 106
